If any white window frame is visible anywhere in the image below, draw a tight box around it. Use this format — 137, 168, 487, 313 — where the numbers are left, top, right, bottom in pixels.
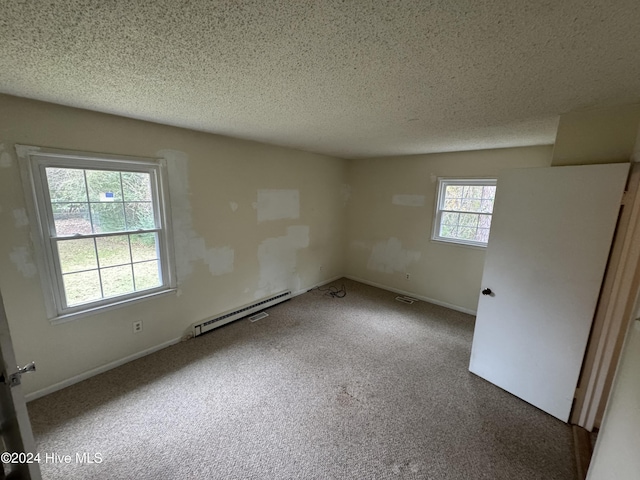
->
431, 177, 497, 248
17, 145, 177, 323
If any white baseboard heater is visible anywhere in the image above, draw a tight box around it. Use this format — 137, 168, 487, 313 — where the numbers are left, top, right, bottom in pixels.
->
192, 291, 292, 337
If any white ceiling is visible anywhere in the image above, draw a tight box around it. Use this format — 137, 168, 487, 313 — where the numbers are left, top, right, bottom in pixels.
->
1, 1, 640, 159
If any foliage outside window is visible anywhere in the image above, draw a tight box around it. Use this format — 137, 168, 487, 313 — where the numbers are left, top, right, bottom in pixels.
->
19, 146, 175, 321
432, 178, 497, 247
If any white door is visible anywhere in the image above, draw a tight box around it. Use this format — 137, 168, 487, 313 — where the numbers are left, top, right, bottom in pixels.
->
0, 290, 41, 479
469, 163, 629, 422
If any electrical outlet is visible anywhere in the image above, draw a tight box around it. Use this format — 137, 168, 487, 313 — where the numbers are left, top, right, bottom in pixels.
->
133, 321, 143, 334
319, 265, 324, 272
405, 273, 411, 281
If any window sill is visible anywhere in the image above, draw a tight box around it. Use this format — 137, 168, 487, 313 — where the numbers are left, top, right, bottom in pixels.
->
430, 237, 488, 250
50, 288, 177, 325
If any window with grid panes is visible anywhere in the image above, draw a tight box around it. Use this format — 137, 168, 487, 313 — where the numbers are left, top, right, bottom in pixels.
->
432, 178, 497, 247
19, 146, 176, 321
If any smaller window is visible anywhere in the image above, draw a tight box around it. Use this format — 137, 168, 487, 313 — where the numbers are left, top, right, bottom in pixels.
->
432, 178, 497, 247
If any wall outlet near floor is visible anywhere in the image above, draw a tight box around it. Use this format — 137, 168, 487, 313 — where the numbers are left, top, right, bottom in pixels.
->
133, 321, 143, 334
319, 265, 323, 272
405, 273, 411, 281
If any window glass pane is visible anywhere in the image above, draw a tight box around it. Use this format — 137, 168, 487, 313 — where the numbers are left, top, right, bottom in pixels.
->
439, 224, 458, 238
133, 261, 161, 291
63, 270, 102, 306
479, 214, 492, 228
441, 212, 459, 225
482, 186, 496, 200
443, 198, 461, 210
57, 238, 97, 273
462, 186, 483, 199
445, 185, 462, 199
457, 226, 477, 240
86, 170, 122, 202
125, 202, 156, 230
459, 213, 479, 227
52, 202, 92, 236
45, 168, 87, 203
130, 233, 159, 262
476, 228, 491, 243
101, 265, 134, 297
122, 172, 152, 201
460, 199, 481, 212
96, 235, 131, 267
480, 199, 494, 213
91, 203, 126, 233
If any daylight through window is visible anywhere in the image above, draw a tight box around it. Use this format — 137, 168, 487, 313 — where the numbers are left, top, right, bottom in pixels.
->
432, 178, 497, 247
20, 147, 175, 320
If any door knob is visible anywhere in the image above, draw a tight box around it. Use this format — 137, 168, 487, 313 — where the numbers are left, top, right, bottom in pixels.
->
482, 288, 493, 296
0, 361, 36, 387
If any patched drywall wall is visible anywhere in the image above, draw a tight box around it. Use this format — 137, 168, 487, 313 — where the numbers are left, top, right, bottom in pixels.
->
366, 237, 421, 274
159, 149, 236, 282
257, 189, 300, 222
256, 225, 310, 299
391, 194, 425, 207
0, 94, 347, 397
346, 146, 553, 313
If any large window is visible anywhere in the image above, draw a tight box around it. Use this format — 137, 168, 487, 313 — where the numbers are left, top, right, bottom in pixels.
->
432, 178, 497, 247
19, 146, 176, 322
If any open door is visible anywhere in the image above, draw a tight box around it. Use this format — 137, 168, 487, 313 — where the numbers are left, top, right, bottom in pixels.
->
469, 163, 629, 422
0, 290, 41, 479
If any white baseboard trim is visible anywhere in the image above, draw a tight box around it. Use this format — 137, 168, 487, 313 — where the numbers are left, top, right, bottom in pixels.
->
345, 275, 477, 316
25, 336, 183, 402
293, 275, 344, 297
25, 278, 342, 402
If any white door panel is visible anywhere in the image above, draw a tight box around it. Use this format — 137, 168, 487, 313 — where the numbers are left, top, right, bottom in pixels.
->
0, 290, 41, 479
469, 163, 629, 422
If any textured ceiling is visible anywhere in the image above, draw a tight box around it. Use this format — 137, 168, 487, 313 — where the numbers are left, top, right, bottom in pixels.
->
1, 1, 640, 159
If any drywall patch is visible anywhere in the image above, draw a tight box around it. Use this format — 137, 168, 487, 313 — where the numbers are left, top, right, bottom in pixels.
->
205, 246, 234, 276
367, 237, 421, 274
0, 143, 13, 168
229, 201, 239, 212
257, 189, 299, 222
12, 208, 29, 228
255, 225, 309, 299
158, 149, 234, 282
392, 194, 425, 207
10, 246, 37, 278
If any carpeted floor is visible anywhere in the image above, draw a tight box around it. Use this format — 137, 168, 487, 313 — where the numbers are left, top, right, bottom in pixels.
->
27, 279, 577, 479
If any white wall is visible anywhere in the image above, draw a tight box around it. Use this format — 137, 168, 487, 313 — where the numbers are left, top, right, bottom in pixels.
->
552, 104, 640, 166
345, 146, 552, 313
587, 317, 640, 479
0, 94, 347, 397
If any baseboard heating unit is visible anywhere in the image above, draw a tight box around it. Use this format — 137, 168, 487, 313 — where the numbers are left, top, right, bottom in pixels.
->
192, 291, 291, 337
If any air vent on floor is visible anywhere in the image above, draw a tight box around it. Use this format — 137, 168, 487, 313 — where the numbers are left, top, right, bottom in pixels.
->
249, 312, 269, 322
192, 291, 291, 336
395, 295, 418, 304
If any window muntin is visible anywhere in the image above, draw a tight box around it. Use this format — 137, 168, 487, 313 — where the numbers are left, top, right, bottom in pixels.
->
20, 148, 175, 320
433, 178, 497, 247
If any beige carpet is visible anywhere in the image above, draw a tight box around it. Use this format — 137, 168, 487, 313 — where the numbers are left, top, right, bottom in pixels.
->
27, 279, 576, 479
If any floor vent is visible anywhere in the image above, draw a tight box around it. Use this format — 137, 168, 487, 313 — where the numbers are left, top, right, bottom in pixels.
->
193, 291, 291, 337
249, 312, 269, 322
395, 295, 418, 304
